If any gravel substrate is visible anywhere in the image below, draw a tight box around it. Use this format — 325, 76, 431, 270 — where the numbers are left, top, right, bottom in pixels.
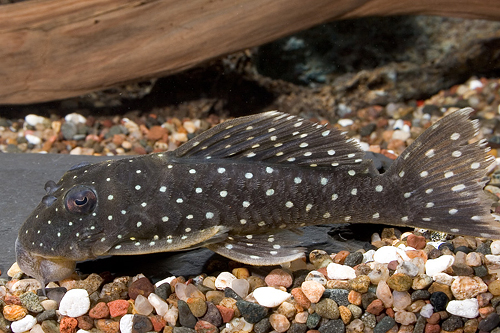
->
2, 76, 500, 333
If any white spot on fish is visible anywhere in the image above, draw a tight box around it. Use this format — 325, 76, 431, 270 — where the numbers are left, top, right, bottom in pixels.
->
246, 235, 253, 239
306, 204, 313, 212
287, 157, 296, 162
121, 210, 126, 214
162, 216, 169, 222
258, 221, 266, 226
108, 195, 114, 200
471, 216, 480, 221
242, 201, 250, 207
136, 170, 142, 174
115, 245, 121, 250
450, 228, 459, 233
57, 232, 61, 237
425, 149, 435, 158
323, 212, 331, 218
450, 133, 460, 140
189, 169, 196, 174
401, 216, 408, 222
426, 202, 434, 208
225, 244, 233, 250
240, 219, 247, 225
108, 215, 113, 221
351, 188, 357, 195
268, 128, 276, 132
332, 194, 338, 201
247, 152, 256, 157
348, 170, 356, 176
345, 216, 351, 221
426, 188, 433, 194
444, 171, 454, 178
452, 151, 462, 157
303, 152, 312, 156
276, 152, 284, 156
206, 212, 214, 219
245, 173, 253, 179
266, 167, 274, 173
399, 171, 405, 178
294, 122, 303, 127
137, 222, 142, 227
422, 217, 431, 221
299, 142, 308, 148
252, 144, 260, 148
420, 171, 428, 177
141, 202, 147, 207
270, 135, 277, 141
160, 186, 167, 192
220, 191, 228, 197
321, 178, 328, 185
185, 228, 192, 232
373, 212, 380, 219
449, 209, 458, 215
322, 130, 330, 136
328, 150, 335, 155
68, 222, 73, 226
471, 162, 480, 169
294, 177, 302, 184
135, 185, 141, 190
186, 215, 193, 220
348, 153, 356, 158
404, 192, 411, 198
285, 201, 294, 208
273, 244, 281, 249
375, 185, 383, 192
218, 167, 226, 174
196, 188, 203, 193
181, 236, 188, 240
266, 189, 275, 196
452, 184, 466, 192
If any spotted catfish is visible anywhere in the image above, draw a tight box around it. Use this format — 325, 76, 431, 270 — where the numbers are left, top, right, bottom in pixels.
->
16, 108, 500, 284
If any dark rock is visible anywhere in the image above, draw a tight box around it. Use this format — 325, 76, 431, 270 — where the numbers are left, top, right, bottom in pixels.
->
44, 287, 67, 304
61, 122, 77, 140
306, 312, 322, 329
128, 277, 155, 300
361, 292, 377, 309
413, 316, 426, 333
224, 288, 243, 301
359, 123, 377, 137
454, 246, 471, 254
474, 265, 489, 277
319, 319, 345, 333
19, 292, 44, 313
324, 289, 350, 306
254, 318, 271, 333
438, 242, 454, 252
36, 309, 57, 322
411, 290, 430, 302
236, 300, 268, 324
476, 242, 492, 255
41, 320, 60, 333
178, 300, 197, 329
292, 270, 309, 289
451, 263, 474, 276
374, 316, 396, 333
288, 322, 308, 333
344, 252, 363, 267
478, 313, 500, 332
76, 315, 93, 330
441, 315, 463, 331
422, 105, 440, 116
491, 295, 500, 308
173, 328, 196, 333
429, 291, 449, 311
132, 314, 153, 333
154, 283, 171, 300
0, 313, 10, 333
427, 249, 442, 259
199, 302, 222, 327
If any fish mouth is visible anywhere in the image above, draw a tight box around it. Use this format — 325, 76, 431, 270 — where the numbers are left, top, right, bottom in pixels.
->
15, 238, 76, 286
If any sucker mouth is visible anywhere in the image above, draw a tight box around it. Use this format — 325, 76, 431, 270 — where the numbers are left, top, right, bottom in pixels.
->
15, 238, 76, 286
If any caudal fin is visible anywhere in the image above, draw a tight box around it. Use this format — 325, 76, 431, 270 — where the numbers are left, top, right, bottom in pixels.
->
384, 107, 500, 239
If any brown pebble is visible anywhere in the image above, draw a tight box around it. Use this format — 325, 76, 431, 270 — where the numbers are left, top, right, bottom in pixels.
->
339, 306, 352, 324
215, 305, 234, 323
128, 277, 155, 300
95, 319, 120, 333
478, 305, 495, 318
387, 260, 399, 270
334, 251, 350, 264
186, 297, 207, 317
347, 290, 362, 306
366, 299, 384, 315
406, 234, 426, 249
269, 313, 290, 333
348, 275, 370, 293
149, 315, 166, 332
4, 295, 21, 305
232, 268, 249, 279
428, 282, 453, 300
426, 313, 440, 325
3, 304, 28, 321
265, 269, 293, 288
488, 279, 500, 296
77, 315, 94, 330
463, 318, 479, 333
89, 302, 110, 319
60, 317, 78, 333
146, 126, 167, 141
424, 323, 440, 333
387, 273, 412, 292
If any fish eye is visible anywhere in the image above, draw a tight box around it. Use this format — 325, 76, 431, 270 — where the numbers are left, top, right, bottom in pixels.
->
64, 186, 97, 215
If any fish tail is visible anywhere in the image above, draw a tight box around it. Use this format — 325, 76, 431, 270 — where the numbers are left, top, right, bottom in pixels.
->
382, 107, 500, 238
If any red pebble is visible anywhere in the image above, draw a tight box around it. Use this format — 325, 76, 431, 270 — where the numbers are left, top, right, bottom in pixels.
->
77, 315, 94, 330
4, 295, 21, 305
291, 288, 311, 309
107, 300, 130, 317
195, 320, 218, 333
149, 315, 166, 332
385, 307, 395, 318
366, 299, 385, 315
407, 234, 426, 249
89, 302, 110, 319
215, 305, 234, 323
128, 277, 155, 300
424, 323, 441, 333
60, 317, 78, 333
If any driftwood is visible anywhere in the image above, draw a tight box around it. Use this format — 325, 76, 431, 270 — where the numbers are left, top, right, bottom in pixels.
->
1, 0, 500, 105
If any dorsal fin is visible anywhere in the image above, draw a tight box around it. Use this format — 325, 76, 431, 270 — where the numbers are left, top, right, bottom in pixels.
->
175, 111, 366, 168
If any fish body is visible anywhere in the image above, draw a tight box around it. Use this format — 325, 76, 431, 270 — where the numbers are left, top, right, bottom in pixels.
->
16, 108, 500, 285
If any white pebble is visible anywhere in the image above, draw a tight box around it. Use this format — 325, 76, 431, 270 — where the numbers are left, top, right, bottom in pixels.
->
433, 273, 455, 286
58, 289, 90, 317
338, 119, 354, 127
425, 255, 454, 277
11, 315, 36, 333
485, 255, 500, 265
24, 114, 47, 127
215, 272, 237, 290
148, 293, 169, 317
468, 79, 483, 90
419, 304, 434, 318
119, 314, 134, 333
446, 298, 479, 319
226, 317, 254, 332
154, 276, 176, 288
25, 134, 41, 145
491, 240, 500, 255
392, 130, 411, 141
373, 246, 409, 263
231, 279, 250, 298
64, 113, 87, 124
77, 330, 91, 333
362, 250, 375, 263
253, 287, 291, 307
326, 263, 356, 280
393, 119, 405, 130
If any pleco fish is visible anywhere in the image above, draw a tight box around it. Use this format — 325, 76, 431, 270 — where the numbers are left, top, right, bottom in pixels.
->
15, 108, 500, 285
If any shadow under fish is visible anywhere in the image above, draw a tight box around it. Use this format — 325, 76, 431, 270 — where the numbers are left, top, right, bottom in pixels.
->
15, 108, 500, 286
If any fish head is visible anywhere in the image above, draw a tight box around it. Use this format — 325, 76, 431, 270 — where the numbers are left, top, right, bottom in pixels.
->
16, 159, 139, 283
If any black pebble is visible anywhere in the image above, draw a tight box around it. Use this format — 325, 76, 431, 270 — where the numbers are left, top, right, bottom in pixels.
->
476, 242, 492, 255
177, 300, 197, 329
225, 287, 243, 301
292, 270, 309, 289
422, 104, 441, 116
199, 302, 222, 327
441, 315, 463, 331
319, 319, 345, 333
254, 318, 272, 333
288, 323, 308, 333
36, 310, 57, 322
427, 249, 442, 259
361, 292, 377, 309
132, 314, 153, 333
236, 300, 268, 324
360, 123, 377, 137
429, 291, 449, 311
344, 252, 363, 267
474, 265, 489, 277
173, 328, 196, 333
154, 283, 171, 300
478, 313, 500, 332
374, 316, 396, 333
413, 316, 426, 333
438, 242, 454, 252
411, 290, 430, 302
42, 287, 67, 304
306, 312, 321, 329
454, 246, 471, 254
324, 289, 350, 306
